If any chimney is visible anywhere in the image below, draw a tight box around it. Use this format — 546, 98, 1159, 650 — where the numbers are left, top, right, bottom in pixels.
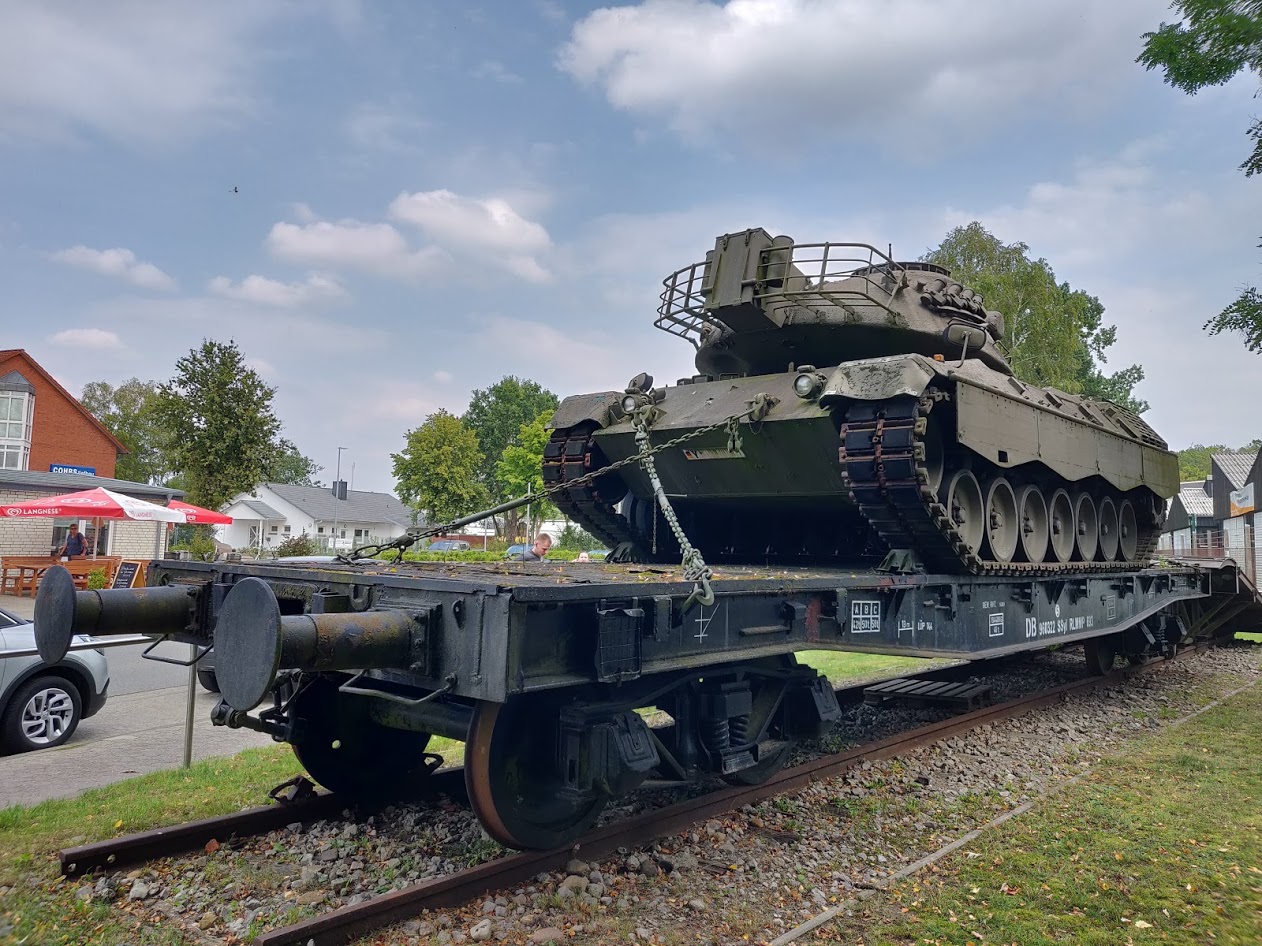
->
332, 480, 348, 500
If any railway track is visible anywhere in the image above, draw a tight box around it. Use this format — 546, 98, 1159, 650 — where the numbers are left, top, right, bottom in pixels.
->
58, 648, 1204, 946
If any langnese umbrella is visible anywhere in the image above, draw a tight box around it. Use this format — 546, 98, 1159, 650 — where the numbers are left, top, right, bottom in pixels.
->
167, 500, 233, 525
0, 487, 187, 559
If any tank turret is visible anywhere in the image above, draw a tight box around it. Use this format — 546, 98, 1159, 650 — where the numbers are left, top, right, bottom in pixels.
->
545, 228, 1178, 575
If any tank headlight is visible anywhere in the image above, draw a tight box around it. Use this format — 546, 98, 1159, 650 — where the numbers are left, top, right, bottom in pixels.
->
793, 373, 822, 399
621, 394, 640, 414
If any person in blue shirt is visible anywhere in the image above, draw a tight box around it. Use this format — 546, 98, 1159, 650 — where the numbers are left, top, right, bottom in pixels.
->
59, 523, 88, 560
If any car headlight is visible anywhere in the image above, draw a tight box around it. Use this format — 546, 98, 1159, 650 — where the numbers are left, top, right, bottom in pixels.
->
621, 394, 641, 414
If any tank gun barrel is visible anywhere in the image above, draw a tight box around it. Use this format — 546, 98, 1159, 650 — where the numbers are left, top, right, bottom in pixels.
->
35, 565, 200, 663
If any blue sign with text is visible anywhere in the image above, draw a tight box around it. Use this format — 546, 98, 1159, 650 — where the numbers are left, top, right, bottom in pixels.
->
49, 463, 96, 476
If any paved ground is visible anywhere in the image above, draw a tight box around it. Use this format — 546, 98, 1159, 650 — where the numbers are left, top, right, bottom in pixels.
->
0, 594, 274, 808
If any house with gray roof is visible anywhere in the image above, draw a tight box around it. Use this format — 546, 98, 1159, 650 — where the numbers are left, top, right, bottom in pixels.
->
1160, 478, 1220, 555
219, 481, 418, 553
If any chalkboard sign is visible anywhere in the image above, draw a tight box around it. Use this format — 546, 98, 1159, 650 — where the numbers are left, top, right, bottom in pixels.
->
112, 561, 141, 589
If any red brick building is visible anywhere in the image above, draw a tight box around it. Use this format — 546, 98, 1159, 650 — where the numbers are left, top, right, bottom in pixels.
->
0, 349, 125, 477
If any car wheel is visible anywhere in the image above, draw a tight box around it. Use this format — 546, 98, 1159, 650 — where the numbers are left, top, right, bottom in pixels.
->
197, 669, 220, 693
2, 674, 83, 753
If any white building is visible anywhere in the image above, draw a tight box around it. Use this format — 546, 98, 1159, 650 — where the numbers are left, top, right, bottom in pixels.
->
219, 481, 416, 553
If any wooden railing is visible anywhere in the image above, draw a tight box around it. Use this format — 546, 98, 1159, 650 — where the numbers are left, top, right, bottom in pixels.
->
0, 556, 122, 598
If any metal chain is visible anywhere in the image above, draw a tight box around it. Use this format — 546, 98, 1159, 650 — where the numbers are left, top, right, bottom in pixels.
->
633, 409, 715, 611
346, 399, 772, 563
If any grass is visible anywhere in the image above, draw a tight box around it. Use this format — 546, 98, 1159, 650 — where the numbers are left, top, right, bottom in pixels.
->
797, 649, 946, 684
833, 680, 1262, 946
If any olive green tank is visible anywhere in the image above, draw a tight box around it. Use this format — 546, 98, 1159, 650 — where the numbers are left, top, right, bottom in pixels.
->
545, 228, 1178, 574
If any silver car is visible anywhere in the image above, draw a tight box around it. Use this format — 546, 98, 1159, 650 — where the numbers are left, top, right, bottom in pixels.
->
0, 607, 109, 753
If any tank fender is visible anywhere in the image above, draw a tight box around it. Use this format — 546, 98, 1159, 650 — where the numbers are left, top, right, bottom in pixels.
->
549, 392, 624, 431
820, 353, 936, 405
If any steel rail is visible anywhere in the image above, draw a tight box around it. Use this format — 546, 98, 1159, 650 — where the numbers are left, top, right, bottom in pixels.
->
57, 660, 991, 879
254, 650, 1197, 946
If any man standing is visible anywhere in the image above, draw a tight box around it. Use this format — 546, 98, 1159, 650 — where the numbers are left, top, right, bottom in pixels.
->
60, 523, 88, 560
514, 532, 552, 562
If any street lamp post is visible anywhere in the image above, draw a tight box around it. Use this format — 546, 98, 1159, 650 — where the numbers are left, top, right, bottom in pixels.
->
332, 446, 347, 551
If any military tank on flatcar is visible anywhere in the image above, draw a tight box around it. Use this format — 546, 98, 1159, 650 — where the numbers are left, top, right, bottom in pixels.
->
546, 228, 1178, 573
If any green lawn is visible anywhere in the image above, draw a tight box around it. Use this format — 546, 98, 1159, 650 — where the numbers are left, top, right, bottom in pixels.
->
834, 679, 1262, 945
796, 649, 942, 683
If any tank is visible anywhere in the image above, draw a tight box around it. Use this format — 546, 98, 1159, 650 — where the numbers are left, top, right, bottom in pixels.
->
546, 228, 1178, 574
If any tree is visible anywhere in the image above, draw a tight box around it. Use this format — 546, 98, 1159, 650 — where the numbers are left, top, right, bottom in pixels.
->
923, 222, 1149, 412
267, 438, 322, 486
1177, 443, 1227, 480
153, 340, 282, 509
391, 410, 488, 525
1139, 2, 1262, 348
463, 376, 559, 536
496, 410, 559, 536
80, 378, 171, 484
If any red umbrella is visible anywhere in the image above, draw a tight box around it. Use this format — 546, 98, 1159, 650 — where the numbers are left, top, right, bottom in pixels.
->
0, 487, 187, 560
168, 500, 233, 525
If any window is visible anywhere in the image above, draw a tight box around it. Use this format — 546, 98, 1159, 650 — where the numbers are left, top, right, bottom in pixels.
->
270, 525, 279, 533
317, 526, 325, 534
0, 391, 32, 471
283, 525, 291, 533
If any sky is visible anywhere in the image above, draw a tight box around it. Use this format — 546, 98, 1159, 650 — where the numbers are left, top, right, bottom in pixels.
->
4, 0, 1261, 495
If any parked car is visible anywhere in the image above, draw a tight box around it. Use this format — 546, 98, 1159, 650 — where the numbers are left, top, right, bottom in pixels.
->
504, 544, 528, 559
0, 607, 109, 753
428, 540, 471, 552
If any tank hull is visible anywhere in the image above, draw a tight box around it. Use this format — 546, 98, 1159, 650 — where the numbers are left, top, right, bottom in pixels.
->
549, 353, 1178, 573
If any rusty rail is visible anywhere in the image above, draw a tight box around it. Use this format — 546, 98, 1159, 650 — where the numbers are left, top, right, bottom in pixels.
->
255, 652, 1195, 946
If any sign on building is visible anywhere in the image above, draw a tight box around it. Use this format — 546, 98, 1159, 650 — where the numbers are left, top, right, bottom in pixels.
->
49, 463, 96, 476
1230, 482, 1256, 517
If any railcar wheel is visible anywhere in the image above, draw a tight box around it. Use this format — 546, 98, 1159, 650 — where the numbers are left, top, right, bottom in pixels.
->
984, 478, 1019, 564
1118, 499, 1139, 562
722, 740, 793, 786
1073, 492, 1098, 562
1048, 489, 1075, 564
465, 697, 607, 851
1097, 496, 1120, 562
290, 677, 433, 797
946, 469, 985, 557
1083, 634, 1119, 675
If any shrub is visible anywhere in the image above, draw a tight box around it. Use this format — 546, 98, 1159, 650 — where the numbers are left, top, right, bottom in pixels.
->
275, 532, 319, 557
86, 568, 109, 590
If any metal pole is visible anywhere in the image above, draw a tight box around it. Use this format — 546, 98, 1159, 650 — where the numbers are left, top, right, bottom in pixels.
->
182, 642, 196, 768
333, 446, 347, 552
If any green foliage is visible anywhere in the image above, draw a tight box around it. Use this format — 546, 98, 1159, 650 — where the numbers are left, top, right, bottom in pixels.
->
923, 222, 1148, 412
391, 410, 488, 525
266, 438, 322, 486
170, 526, 217, 560
1177, 443, 1227, 480
152, 340, 283, 509
79, 378, 170, 484
495, 410, 559, 525
1140, 3, 1262, 350
274, 532, 319, 557
463, 377, 558, 539
85, 568, 108, 591
1178, 438, 1262, 479
555, 522, 599, 551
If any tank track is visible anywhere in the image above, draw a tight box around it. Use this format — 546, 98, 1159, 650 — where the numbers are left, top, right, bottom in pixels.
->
838, 390, 1160, 576
543, 426, 646, 552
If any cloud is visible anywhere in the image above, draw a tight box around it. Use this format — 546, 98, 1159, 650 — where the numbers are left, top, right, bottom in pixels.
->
47, 328, 124, 351
433, 370, 453, 383
50, 245, 177, 290
559, 0, 1159, 147
265, 219, 449, 280
0, 2, 288, 145
207, 272, 350, 307
389, 189, 553, 281
344, 102, 428, 153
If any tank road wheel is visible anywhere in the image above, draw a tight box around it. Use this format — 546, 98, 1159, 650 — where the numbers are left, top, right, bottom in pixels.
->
946, 469, 986, 558
1048, 489, 1076, 564
922, 418, 946, 496
1097, 496, 1120, 562
1073, 492, 1098, 562
984, 477, 1019, 564
1016, 485, 1049, 564
465, 697, 607, 851
1083, 634, 1119, 675
290, 677, 434, 798
1117, 499, 1139, 563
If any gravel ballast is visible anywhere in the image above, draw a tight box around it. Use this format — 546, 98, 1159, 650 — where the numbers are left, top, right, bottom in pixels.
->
63, 643, 1262, 945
